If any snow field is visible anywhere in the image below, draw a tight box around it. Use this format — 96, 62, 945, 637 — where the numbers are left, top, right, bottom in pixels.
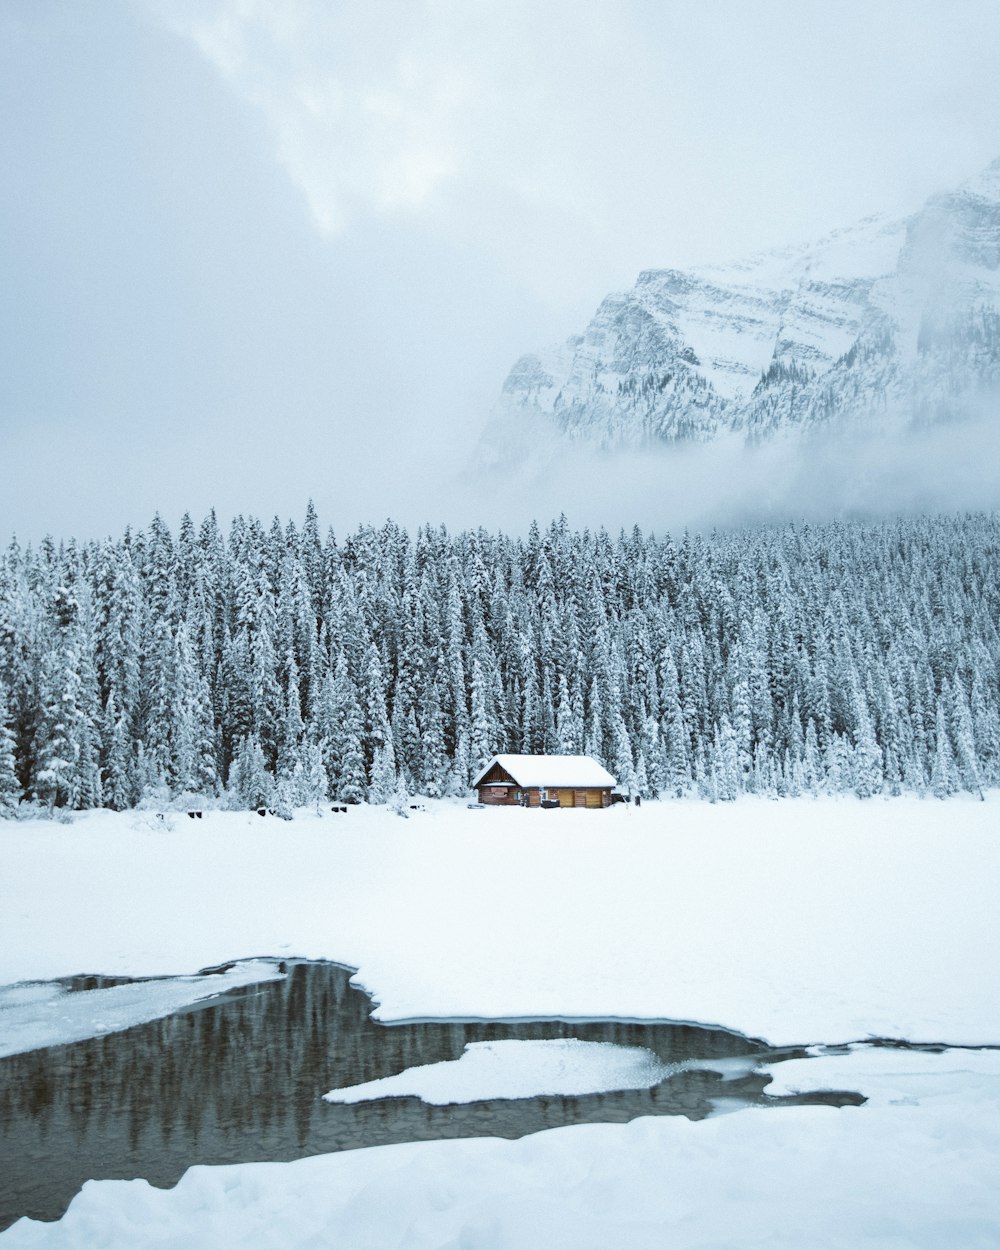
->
1, 795, 997, 1048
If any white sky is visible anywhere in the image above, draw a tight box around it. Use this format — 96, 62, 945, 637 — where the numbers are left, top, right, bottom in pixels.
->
2, 0, 1000, 538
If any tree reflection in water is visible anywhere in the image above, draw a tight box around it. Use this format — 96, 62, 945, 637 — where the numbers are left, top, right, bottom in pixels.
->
0, 961, 854, 1230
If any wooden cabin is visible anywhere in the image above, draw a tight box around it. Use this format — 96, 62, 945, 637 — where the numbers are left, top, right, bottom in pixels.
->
472, 754, 616, 809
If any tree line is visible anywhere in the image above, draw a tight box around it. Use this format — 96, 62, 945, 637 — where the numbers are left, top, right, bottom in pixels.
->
0, 507, 997, 814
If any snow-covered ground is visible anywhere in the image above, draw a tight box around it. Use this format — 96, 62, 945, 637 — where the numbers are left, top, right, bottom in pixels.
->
2, 796, 998, 1247
2, 796, 997, 1047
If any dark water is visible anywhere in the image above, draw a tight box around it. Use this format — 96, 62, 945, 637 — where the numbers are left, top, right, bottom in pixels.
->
0, 961, 862, 1230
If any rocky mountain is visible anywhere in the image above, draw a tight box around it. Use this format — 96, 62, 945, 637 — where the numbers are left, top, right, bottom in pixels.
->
483, 159, 1000, 458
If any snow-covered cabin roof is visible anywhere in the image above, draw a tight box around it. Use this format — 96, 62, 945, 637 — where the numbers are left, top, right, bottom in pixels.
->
472, 754, 617, 789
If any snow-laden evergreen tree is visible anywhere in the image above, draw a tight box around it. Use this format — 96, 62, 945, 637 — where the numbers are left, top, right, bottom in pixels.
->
418, 679, 448, 798
659, 650, 689, 797
389, 770, 410, 818
330, 653, 366, 804
713, 717, 740, 802
298, 740, 330, 811
949, 675, 984, 800
103, 690, 135, 810
229, 735, 272, 810
363, 643, 392, 777
555, 673, 579, 754
170, 623, 219, 797
848, 679, 884, 799
250, 603, 282, 767
930, 699, 958, 798
0, 676, 20, 813
368, 742, 398, 805
32, 585, 101, 810
468, 656, 495, 775
277, 649, 305, 782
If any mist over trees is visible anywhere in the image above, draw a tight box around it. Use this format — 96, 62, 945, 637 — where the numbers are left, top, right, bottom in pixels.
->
0, 508, 997, 814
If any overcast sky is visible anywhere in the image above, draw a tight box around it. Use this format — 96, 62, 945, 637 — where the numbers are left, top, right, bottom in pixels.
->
3, 0, 1000, 540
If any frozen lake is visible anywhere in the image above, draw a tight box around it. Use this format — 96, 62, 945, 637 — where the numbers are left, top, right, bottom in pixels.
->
2, 800, 996, 1247
0, 960, 862, 1230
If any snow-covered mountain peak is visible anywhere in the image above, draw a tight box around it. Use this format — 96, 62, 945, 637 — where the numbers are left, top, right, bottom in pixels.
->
694, 212, 906, 291
482, 157, 1000, 456
954, 154, 1000, 206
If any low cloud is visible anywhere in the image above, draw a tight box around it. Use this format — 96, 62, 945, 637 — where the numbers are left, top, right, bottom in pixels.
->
446, 412, 1000, 536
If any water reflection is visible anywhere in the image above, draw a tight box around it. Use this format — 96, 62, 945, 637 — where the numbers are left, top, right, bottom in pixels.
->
0, 962, 855, 1230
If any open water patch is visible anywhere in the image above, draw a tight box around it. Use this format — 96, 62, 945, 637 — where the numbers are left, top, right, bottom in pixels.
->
0, 960, 862, 1230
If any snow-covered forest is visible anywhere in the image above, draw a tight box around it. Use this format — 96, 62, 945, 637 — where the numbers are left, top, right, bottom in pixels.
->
0, 509, 997, 814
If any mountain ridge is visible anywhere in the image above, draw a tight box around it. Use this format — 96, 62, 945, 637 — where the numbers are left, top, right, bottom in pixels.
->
482, 158, 1000, 461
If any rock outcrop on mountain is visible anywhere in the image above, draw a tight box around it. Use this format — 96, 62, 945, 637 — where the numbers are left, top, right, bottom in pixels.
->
484, 159, 1000, 458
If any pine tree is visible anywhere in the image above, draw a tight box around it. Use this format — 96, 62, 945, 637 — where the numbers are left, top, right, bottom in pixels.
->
277, 650, 305, 782
362, 643, 392, 773
659, 649, 689, 797
0, 677, 20, 814
33, 595, 82, 809
555, 673, 579, 754
802, 718, 822, 794
330, 654, 366, 804
389, 770, 411, 817
930, 698, 957, 798
298, 740, 330, 811
970, 672, 999, 786
250, 609, 282, 768
72, 598, 103, 809
369, 742, 398, 804
142, 611, 176, 788
948, 678, 982, 799
229, 735, 272, 810
640, 712, 666, 797
848, 680, 883, 798
469, 656, 495, 774
103, 690, 136, 810
449, 726, 471, 796
713, 716, 740, 801
418, 679, 448, 798
611, 712, 635, 796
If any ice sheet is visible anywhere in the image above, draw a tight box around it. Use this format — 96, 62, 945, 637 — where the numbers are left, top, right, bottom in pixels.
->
0, 960, 285, 1058
324, 1038, 675, 1104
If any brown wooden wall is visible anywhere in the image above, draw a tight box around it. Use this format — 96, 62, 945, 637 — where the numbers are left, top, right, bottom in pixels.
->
479, 762, 515, 785
476, 784, 611, 808
477, 784, 518, 805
